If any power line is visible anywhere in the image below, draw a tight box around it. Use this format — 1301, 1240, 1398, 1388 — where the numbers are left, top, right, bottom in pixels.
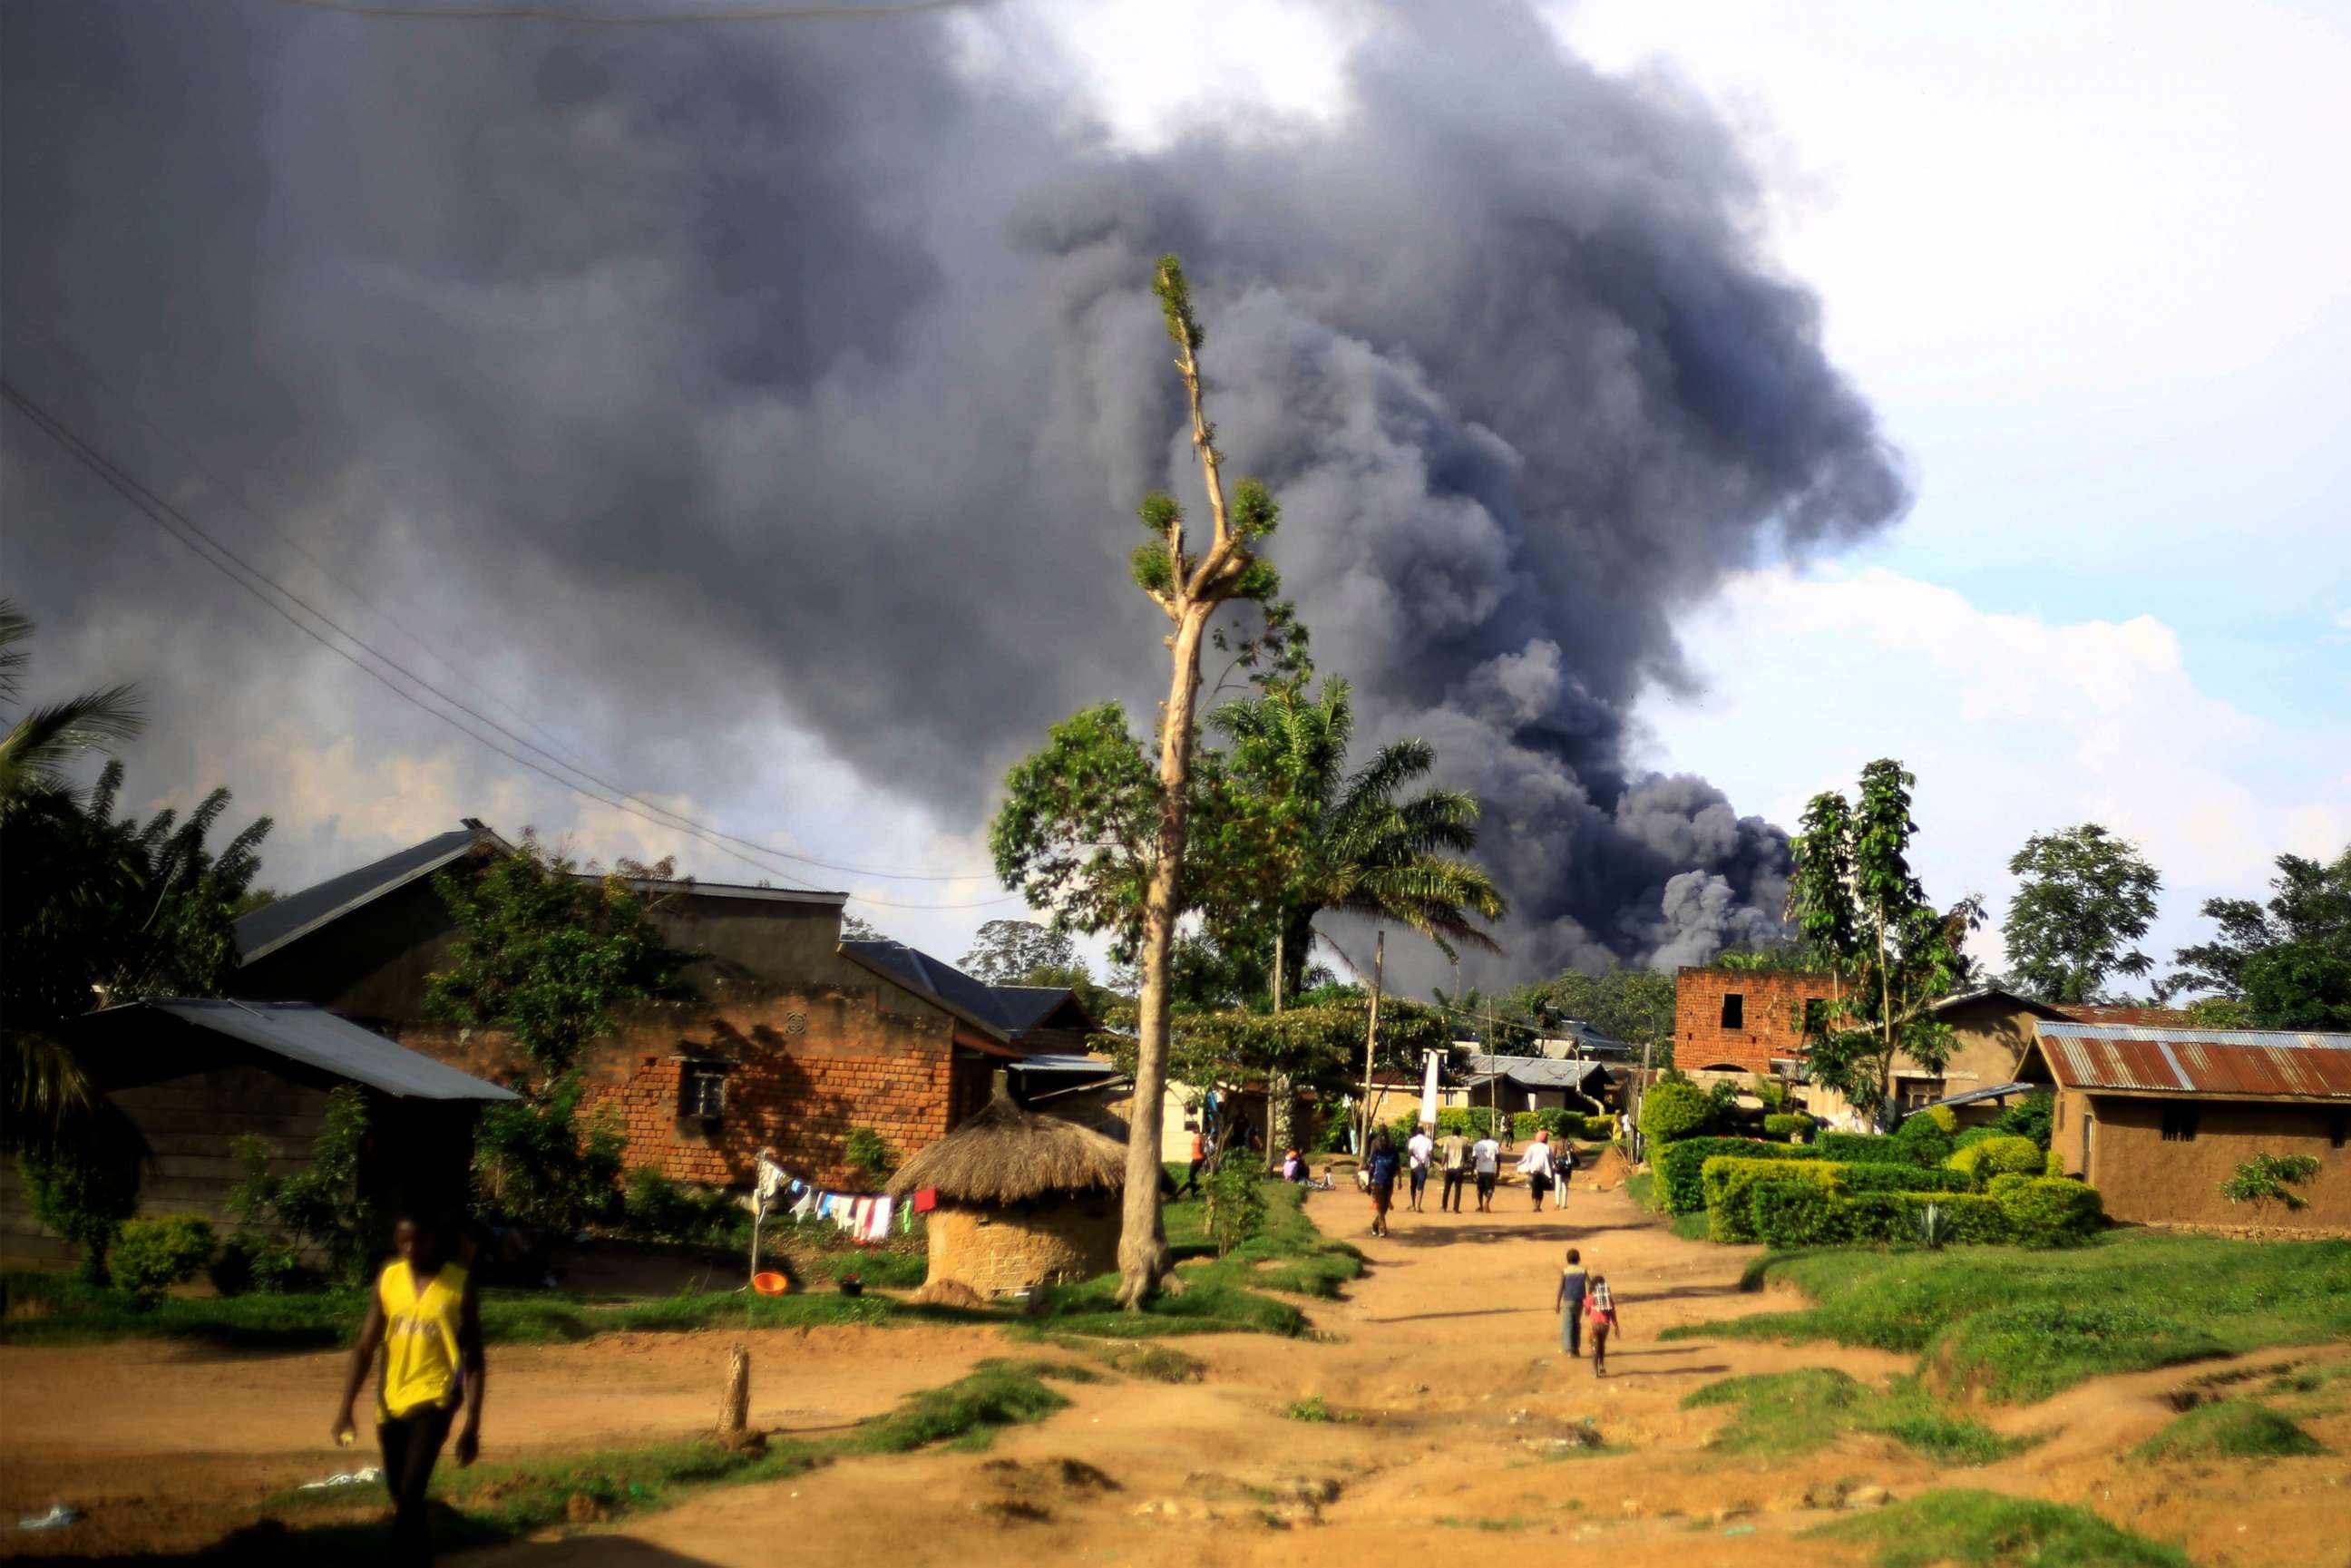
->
0, 380, 1020, 913
0, 333, 988, 885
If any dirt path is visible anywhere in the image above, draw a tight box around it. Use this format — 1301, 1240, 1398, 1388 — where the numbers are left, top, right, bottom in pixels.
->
0, 1324, 1007, 1559
6, 1181, 2344, 1564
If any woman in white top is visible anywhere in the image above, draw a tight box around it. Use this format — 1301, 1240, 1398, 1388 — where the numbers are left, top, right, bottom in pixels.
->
1405, 1125, 1436, 1213
1517, 1128, 1557, 1213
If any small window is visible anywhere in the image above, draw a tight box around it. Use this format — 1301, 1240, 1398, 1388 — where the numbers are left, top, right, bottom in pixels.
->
680, 1065, 727, 1120
2331, 1114, 2346, 1151
2161, 1105, 2198, 1143
1720, 992, 1745, 1030
1901, 1081, 1946, 1113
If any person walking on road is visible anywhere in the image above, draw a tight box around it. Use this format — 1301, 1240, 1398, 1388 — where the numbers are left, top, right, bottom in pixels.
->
1438, 1125, 1469, 1212
1470, 1126, 1502, 1213
1179, 1128, 1207, 1197
1554, 1246, 1589, 1359
1364, 1128, 1401, 1237
1517, 1127, 1556, 1213
333, 1215, 484, 1567
1405, 1123, 1435, 1213
1585, 1271, 1623, 1376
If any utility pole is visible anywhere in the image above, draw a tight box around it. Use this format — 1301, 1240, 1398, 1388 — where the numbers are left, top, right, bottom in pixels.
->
1358, 929, 1384, 1148
1267, 927, 1287, 1171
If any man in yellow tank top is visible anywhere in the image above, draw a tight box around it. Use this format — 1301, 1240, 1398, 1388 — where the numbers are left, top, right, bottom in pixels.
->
332, 1215, 485, 1566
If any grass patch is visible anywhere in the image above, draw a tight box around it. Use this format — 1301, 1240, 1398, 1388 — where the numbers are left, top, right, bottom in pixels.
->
0, 1271, 995, 1349
241, 1359, 1074, 1562
1438, 1514, 1541, 1531
1283, 1394, 1357, 1423
1684, 1368, 2018, 1466
1626, 1170, 1658, 1210
1812, 1488, 2190, 1568
2132, 1400, 2327, 1461
1666, 1232, 2351, 1403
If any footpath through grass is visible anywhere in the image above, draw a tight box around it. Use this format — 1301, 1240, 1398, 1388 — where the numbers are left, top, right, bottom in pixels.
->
1683, 1368, 2021, 1466
174, 1358, 1087, 1565
1664, 1232, 2351, 1402
2, 1178, 1358, 1349
1815, 1488, 2190, 1568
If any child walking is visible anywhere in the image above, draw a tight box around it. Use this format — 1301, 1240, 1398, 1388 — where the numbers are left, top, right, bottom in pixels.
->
1554, 1246, 1588, 1359
1584, 1270, 1623, 1376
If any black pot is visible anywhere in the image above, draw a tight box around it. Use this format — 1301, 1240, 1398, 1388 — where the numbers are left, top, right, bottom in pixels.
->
838, 1276, 863, 1298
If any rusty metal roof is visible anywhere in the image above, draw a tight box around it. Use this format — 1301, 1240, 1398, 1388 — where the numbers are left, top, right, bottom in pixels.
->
2032, 1021, 2351, 1099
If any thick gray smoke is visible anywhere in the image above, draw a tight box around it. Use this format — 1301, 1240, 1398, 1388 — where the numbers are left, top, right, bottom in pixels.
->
1, 1, 1905, 981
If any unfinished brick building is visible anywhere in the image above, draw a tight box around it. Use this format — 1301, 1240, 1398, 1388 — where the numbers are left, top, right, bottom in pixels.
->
230, 823, 1096, 1193
1672, 968, 1835, 1076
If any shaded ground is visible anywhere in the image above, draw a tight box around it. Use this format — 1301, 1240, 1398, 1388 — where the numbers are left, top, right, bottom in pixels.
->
5, 1180, 2345, 1564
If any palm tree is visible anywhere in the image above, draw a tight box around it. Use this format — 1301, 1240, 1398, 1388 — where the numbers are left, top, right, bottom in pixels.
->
1215, 677, 1507, 998
0, 599, 143, 806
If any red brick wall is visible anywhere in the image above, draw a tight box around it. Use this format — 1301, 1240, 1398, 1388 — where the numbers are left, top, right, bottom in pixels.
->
395, 979, 966, 1193
1673, 969, 1836, 1076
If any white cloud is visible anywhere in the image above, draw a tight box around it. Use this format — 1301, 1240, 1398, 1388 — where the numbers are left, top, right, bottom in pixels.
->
1634, 565, 2351, 973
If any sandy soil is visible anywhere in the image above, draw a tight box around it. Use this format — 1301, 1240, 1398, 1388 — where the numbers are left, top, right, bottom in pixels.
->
4, 1180, 2344, 1564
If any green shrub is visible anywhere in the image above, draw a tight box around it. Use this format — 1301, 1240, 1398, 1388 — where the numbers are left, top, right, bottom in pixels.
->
1995, 1092, 2055, 1152
1890, 1109, 1956, 1167
1204, 1164, 1268, 1256
472, 1074, 624, 1236
620, 1167, 742, 1245
1657, 1137, 1819, 1213
1750, 1179, 1843, 1247
844, 1126, 896, 1183
1903, 1193, 2012, 1245
1816, 1488, 2192, 1568
1987, 1176, 2103, 1245
2045, 1148, 2067, 1177
1816, 1131, 1897, 1163
1640, 1079, 1715, 1144
109, 1216, 216, 1304
1704, 1157, 1841, 1242
2132, 1401, 2327, 1461
1836, 1164, 1973, 1197
1755, 1189, 2015, 1248
1947, 1135, 2044, 1190
1580, 1114, 1620, 1142
1761, 1113, 1812, 1144
18, 1143, 141, 1286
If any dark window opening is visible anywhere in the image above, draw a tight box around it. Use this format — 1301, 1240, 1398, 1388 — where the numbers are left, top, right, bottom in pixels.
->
1720, 992, 1745, 1030
2332, 1114, 2346, 1151
1900, 1080, 1946, 1112
2161, 1105, 2198, 1143
680, 1065, 727, 1120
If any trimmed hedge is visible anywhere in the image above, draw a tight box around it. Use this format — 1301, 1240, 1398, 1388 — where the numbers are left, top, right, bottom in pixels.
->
1704, 1158, 1842, 1242
1748, 1173, 2104, 1249
1761, 1113, 1813, 1144
1948, 1135, 2045, 1190
1642, 1080, 1715, 1144
1705, 1157, 1974, 1242
1816, 1132, 1899, 1164
1658, 1138, 1821, 1213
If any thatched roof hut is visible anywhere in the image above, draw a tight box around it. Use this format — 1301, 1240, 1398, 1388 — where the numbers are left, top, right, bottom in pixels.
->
887, 1079, 1126, 1296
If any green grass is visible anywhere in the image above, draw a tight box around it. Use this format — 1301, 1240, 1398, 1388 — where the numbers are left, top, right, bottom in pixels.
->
0, 1271, 993, 1349
1438, 1514, 1542, 1531
2132, 1400, 2327, 1461
1683, 1368, 2019, 1466
1812, 1488, 2190, 1568
1283, 1394, 1357, 1423
235, 1359, 1079, 1563
1664, 1232, 2351, 1403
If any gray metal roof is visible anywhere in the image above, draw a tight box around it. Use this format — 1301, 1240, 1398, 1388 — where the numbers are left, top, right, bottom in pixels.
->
839, 940, 1085, 1045
87, 999, 519, 1101
236, 823, 495, 963
1921, 1080, 2034, 1111
1009, 1054, 1121, 1076
1462, 1054, 1611, 1089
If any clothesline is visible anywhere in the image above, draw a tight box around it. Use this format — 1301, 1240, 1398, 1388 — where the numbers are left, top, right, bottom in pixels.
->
755, 1161, 932, 1243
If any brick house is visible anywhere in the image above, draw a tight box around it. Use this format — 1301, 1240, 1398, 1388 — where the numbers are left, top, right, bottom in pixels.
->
229, 823, 1094, 1192
1673, 969, 1834, 1076
2020, 1020, 2351, 1232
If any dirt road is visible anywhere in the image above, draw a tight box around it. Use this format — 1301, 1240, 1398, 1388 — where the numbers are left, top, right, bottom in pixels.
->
4, 1181, 2342, 1563
478, 1180, 2348, 1568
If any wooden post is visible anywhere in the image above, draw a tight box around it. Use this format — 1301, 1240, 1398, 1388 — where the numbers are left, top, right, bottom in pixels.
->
1357, 930, 1384, 1148
718, 1343, 752, 1446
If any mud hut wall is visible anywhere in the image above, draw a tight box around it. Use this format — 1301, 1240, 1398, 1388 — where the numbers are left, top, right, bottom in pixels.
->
925, 1198, 1119, 1295
396, 983, 964, 1193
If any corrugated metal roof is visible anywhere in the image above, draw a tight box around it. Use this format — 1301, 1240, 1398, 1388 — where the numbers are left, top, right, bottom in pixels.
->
85, 999, 519, 1101
236, 823, 495, 963
2032, 1021, 2351, 1099
1921, 1080, 2033, 1111
1463, 1054, 1611, 1089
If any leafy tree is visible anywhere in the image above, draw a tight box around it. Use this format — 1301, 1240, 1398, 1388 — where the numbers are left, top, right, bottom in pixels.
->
2219, 1153, 2321, 1226
470, 1074, 626, 1233
4, 759, 268, 1156
0, 599, 142, 805
1505, 967, 1679, 1068
993, 257, 1287, 1309
2166, 847, 2351, 1029
18, 1114, 141, 1284
425, 833, 685, 1079
960, 920, 1079, 984
227, 1084, 377, 1287
1787, 760, 1983, 1122
2181, 995, 2255, 1030
839, 913, 885, 942
2002, 823, 2161, 1003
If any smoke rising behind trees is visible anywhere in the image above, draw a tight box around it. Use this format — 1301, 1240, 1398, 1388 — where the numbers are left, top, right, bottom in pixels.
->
2, 0, 1907, 984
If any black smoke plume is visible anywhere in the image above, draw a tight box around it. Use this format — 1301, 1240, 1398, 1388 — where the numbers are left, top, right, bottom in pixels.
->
1, 0, 1905, 981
